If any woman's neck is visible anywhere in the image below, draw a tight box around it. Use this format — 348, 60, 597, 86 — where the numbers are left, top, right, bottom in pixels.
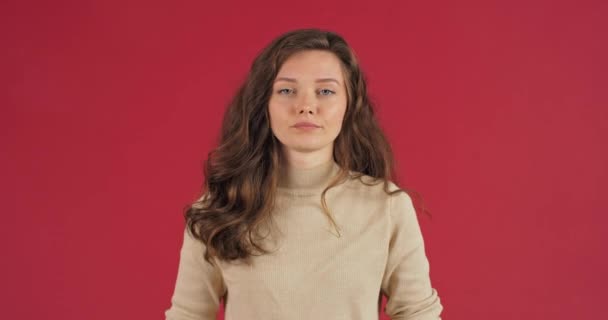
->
277, 158, 341, 196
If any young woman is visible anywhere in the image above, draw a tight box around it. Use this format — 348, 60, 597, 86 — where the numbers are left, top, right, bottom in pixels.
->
165, 28, 443, 320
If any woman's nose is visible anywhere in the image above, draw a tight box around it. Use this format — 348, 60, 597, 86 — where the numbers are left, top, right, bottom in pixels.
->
298, 105, 313, 114
295, 92, 316, 114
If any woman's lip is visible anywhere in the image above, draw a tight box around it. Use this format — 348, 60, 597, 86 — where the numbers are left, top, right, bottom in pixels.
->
294, 125, 320, 131
293, 122, 320, 128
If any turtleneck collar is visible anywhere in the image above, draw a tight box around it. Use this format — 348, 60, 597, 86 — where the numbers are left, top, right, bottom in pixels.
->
277, 158, 342, 197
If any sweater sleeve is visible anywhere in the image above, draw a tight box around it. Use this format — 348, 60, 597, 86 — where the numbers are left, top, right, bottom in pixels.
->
380, 192, 443, 320
164, 227, 227, 320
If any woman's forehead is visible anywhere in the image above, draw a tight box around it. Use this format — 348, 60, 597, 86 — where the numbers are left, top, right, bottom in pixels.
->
277, 50, 344, 80
274, 76, 342, 86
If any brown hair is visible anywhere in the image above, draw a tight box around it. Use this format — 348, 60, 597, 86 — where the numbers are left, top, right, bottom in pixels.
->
184, 28, 430, 265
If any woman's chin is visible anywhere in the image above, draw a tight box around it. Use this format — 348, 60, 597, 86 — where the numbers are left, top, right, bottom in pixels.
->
283, 142, 328, 153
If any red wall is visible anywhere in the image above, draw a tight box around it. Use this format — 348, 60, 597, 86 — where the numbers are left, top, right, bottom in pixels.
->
2, 0, 606, 319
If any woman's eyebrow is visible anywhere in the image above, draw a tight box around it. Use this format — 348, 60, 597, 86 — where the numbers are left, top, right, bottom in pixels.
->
274, 77, 341, 85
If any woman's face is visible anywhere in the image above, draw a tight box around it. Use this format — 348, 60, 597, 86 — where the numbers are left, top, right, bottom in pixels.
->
268, 50, 348, 158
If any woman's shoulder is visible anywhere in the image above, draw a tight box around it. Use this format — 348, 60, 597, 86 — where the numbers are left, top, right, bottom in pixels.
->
341, 171, 416, 220
341, 169, 403, 196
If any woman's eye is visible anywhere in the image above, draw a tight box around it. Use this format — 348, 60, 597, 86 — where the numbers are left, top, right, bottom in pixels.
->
276, 88, 335, 95
319, 89, 335, 96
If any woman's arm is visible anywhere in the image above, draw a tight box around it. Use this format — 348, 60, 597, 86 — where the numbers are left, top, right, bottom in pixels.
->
164, 227, 227, 320
380, 192, 443, 320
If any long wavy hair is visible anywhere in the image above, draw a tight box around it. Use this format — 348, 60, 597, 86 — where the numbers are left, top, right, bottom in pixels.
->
184, 28, 430, 265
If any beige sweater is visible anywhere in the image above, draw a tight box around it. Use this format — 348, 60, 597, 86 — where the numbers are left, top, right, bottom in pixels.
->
164, 159, 443, 320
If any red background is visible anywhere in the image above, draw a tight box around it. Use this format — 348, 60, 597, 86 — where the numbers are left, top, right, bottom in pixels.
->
2, 0, 607, 319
